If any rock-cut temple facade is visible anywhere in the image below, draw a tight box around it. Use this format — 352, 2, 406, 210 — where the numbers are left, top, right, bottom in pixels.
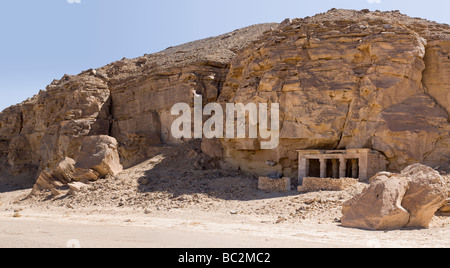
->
297, 149, 387, 184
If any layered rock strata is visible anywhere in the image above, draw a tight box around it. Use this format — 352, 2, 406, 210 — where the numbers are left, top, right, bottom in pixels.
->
219, 10, 450, 176
0, 10, 449, 181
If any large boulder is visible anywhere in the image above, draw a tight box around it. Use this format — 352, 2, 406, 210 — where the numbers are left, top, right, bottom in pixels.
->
438, 174, 450, 214
341, 164, 447, 230
439, 199, 450, 213
30, 157, 76, 196
341, 174, 411, 230
400, 164, 449, 227
30, 157, 100, 195
30, 136, 122, 196
76, 135, 123, 178
72, 168, 100, 183
51, 157, 77, 184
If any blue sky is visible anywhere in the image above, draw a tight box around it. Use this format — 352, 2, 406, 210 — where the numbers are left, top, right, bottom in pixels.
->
0, 0, 449, 111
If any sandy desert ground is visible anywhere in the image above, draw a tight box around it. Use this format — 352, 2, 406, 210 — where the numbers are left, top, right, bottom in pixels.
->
0, 187, 449, 248
0, 143, 449, 248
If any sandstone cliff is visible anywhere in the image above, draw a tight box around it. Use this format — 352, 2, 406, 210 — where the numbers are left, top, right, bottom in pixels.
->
219, 9, 450, 176
0, 9, 449, 181
0, 23, 277, 176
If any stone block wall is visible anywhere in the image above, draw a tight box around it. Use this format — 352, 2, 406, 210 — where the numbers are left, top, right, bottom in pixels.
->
258, 177, 291, 193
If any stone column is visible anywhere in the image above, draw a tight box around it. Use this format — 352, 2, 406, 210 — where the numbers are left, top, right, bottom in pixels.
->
332, 159, 339, 179
359, 152, 369, 181
339, 156, 346, 178
352, 159, 359, 179
320, 158, 327, 178
298, 156, 308, 185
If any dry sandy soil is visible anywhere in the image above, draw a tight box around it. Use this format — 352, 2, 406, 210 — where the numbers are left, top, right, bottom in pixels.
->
0, 141, 449, 248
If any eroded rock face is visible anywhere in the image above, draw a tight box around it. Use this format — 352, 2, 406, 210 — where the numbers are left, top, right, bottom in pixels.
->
0, 10, 449, 182
31, 157, 77, 195
440, 200, 450, 213
218, 9, 450, 176
30, 136, 121, 195
341, 164, 447, 230
76, 135, 123, 178
0, 74, 111, 176
104, 24, 278, 168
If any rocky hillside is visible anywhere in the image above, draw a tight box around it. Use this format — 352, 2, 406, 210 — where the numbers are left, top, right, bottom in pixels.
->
0, 9, 449, 181
219, 9, 450, 176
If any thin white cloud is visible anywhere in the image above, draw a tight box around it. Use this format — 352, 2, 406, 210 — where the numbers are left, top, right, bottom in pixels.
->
67, 0, 81, 4
367, 0, 382, 3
